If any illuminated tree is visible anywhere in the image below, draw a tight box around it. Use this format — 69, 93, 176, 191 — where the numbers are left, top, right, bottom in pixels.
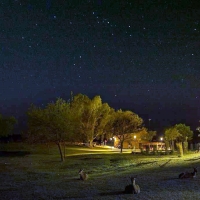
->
135, 127, 148, 141
142, 130, 157, 142
175, 123, 193, 153
94, 106, 115, 141
175, 123, 193, 142
140, 129, 157, 151
164, 127, 180, 151
164, 124, 193, 156
112, 110, 143, 153
72, 94, 113, 147
27, 98, 76, 162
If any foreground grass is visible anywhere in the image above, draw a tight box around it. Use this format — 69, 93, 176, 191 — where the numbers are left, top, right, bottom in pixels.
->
0, 143, 200, 200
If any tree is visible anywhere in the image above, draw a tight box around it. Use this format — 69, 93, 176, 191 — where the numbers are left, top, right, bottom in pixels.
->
175, 123, 193, 142
140, 130, 157, 151
27, 98, 76, 161
72, 94, 113, 147
142, 130, 157, 142
0, 114, 17, 138
175, 123, 193, 153
112, 110, 143, 153
164, 127, 180, 151
135, 127, 148, 141
94, 105, 115, 142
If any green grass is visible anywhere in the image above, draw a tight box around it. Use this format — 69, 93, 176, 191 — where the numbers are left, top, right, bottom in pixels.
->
0, 142, 200, 199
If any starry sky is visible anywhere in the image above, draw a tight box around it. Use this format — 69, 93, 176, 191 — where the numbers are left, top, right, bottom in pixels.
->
0, 0, 200, 132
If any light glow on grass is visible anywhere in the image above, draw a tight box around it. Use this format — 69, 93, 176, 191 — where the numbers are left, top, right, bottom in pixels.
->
1, 143, 200, 199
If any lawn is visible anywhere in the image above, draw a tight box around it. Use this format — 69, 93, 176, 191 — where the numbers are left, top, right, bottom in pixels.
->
0, 143, 200, 200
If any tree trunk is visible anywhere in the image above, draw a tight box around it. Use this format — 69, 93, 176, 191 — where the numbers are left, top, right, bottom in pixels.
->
120, 141, 123, 153
89, 140, 93, 147
165, 141, 169, 151
176, 142, 183, 157
57, 142, 65, 162
171, 140, 175, 151
63, 141, 66, 158
183, 141, 188, 153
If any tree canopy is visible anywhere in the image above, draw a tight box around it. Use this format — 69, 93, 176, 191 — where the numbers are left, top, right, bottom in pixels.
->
141, 130, 157, 142
175, 123, 193, 142
72, 94, 113, 146
27, 98, 76, 161
164, 123, 193, 155
164, 124, 193, 143
164, 127, 181, 142
112, 109, 143, 153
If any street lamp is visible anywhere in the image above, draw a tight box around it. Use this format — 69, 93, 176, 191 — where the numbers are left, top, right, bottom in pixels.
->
148, 118, 151, 130
112, 137, 115, 148
160, 137, 163, 150
133, 135, 136, 150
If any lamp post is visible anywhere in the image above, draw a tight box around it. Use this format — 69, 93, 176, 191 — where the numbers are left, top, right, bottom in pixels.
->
133, 135, 136, 150
197, 121, 200, 132
148, 118, 151, 130
112, 137, 115, 148
109, 137, 112, 148
160, 137, 163, 150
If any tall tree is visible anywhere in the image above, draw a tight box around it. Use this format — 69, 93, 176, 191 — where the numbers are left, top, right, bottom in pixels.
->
140, 130, 157, 150
175, 123, 193, 153
112, 110, 143, 153
0, 114, 17, 138
164, 127, 180, 151
72, 94, 113, 147
135, 127, 148, 141
142, 130, 157, 142
175, 123, 193, 142
27, 98, 75, 161
94, 105, 115, 142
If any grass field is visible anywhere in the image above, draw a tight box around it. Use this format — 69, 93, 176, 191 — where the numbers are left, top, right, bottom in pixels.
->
0, 143, 200, 200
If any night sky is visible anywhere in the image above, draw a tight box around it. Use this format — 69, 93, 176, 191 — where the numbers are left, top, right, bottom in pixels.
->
1, 0, 200, 132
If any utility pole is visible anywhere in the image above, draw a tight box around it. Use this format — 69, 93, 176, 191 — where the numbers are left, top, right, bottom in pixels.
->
148, 118, 151, 130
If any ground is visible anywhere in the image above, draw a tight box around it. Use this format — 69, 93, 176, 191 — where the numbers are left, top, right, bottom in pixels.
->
0, 143, 200, 200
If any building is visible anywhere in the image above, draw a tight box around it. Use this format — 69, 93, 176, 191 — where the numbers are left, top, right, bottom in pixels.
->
113, 133, 165, 151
